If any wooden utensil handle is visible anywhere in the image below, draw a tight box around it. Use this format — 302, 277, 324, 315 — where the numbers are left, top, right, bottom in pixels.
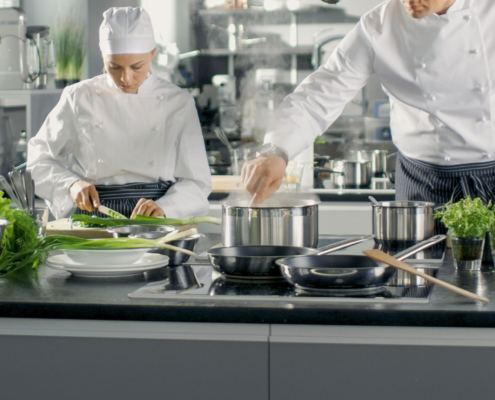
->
363, 249, 489, 303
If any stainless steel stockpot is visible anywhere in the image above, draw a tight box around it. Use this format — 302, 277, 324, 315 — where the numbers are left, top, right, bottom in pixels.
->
371, 201, 436, 244
221, 198, 320, 247
348, 149, 389, 177
328, 160, 372, 189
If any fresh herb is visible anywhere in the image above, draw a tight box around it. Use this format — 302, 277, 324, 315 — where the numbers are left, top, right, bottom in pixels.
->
435, 196, 495, 238
71, 214, 221, 227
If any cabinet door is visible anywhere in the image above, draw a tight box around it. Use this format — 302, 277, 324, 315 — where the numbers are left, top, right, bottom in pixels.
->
0, 319, 269, 400
270, 325, 495, 400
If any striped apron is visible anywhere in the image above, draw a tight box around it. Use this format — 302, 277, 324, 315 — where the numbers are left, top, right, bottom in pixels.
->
74, 180, 174, 218
395, 153, 495, 234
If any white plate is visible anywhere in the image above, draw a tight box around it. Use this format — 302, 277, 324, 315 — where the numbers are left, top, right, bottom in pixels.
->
60, 248, 151, 265
46, 253, 169, 278
46, 263, 166, 278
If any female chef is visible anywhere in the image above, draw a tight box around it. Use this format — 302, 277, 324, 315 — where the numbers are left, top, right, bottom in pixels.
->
242, 0, 495, 207
27, 7, 211, 219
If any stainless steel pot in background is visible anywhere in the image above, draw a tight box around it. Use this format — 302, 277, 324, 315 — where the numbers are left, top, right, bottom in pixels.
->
222, 198, 320, 247
348, 149, 388, 178
371, 201, 436, 245
315, 160, 372, 189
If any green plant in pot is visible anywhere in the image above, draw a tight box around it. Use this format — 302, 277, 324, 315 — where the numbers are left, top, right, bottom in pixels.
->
53, 15, 86, 88
435, 197, 495, 270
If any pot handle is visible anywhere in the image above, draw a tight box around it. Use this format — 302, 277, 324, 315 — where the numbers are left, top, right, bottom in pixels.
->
315, 235, 375, 256
394, 235, 447, 261
313, 167, 344, 175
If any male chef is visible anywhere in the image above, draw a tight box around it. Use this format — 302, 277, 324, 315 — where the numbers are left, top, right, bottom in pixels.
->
242, 0, 495, 206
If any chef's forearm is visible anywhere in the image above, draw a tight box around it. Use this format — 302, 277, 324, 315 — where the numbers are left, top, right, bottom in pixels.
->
264, 21, 374, 160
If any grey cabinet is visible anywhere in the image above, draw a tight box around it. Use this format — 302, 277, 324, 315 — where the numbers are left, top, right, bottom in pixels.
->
0, 319, 269, 400
270, 325, 495, 400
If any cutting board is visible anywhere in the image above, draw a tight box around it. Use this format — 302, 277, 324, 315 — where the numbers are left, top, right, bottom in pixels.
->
211, 176, 245, 192
45, 218, 197, 239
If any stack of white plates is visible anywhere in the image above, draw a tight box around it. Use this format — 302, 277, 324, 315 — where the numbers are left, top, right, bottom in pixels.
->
46, 249, 169, 278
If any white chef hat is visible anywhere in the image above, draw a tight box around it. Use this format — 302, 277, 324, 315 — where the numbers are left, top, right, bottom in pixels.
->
99, 7, 156, 55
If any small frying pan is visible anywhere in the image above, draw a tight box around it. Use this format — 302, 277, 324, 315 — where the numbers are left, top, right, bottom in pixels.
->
276, 235, 446, 290
207, 235, 374, 278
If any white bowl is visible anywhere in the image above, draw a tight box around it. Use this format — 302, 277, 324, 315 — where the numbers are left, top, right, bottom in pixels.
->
61, 248, 150, 265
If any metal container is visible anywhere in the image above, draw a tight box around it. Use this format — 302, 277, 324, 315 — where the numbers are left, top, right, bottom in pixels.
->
221, 198, 320, 247
371, 201, 435, 245
130, 232, 203, 266
348, 149, 389, 177
107, 225, 177, 238
317, 160, 372, 189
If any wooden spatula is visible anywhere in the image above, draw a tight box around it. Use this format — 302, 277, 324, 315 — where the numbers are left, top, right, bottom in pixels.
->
363, 249, 489, 303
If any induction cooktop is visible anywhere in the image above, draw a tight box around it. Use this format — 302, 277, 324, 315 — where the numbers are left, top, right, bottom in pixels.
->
128, 236, 442, 304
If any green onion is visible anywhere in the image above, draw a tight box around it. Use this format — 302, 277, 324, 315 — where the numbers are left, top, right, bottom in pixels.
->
71, 214, 221, 227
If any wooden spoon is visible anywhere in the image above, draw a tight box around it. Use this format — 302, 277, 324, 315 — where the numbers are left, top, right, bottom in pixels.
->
363, 249, 489, 303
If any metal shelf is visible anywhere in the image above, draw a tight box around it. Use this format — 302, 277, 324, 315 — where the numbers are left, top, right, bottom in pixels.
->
200, 46, 313, 56
198, 6, 337, 17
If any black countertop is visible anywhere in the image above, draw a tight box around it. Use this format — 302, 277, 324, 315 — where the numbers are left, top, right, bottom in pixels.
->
1, 234, 495, 328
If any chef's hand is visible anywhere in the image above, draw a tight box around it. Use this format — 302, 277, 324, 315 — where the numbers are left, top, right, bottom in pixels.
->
131, 198, 165, 219
70, 180, 100, 212
242, 155, 286, 207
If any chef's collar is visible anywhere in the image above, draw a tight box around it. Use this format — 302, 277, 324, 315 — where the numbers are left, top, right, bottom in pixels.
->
445, 0, 468, 14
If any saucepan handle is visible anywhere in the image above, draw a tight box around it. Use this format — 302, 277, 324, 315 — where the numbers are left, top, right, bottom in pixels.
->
315, 234, 375, 256
394, 235, 447, 261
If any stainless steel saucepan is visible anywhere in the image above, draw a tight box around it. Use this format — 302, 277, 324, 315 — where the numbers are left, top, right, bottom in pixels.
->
208, 235, 373, 278
222, 198, 320, 248
370, 200, 440, 245
276, 235, 446, 290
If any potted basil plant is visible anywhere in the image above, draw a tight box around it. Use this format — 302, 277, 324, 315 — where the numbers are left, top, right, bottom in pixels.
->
435, 197, 495, 270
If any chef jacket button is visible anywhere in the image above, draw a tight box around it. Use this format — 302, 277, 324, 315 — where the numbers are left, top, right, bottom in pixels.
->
149, 161, 156, 166
95, 123, 102, 129
464, 14, 471, 21
104, 181, 109, 185
476, 86, 486, 93
484, 153, 492, 159
479, 116, 487, 122
157, 95, 164, 100
427, 94, 436, 101
152, 127, 158, 131
95, 89, 101, 95
61, 206, 65, 211
438, 122, 445, 128
470, 49, 479, 55
445, 156, 451, 162
97, 159, 104, 164
420, 62, 426, 69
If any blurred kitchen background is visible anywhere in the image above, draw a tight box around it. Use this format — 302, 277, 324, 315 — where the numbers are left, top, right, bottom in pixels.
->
0, 0, 396, 190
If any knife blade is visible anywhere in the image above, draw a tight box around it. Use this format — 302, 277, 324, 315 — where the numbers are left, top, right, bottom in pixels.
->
98, 205, 128, 219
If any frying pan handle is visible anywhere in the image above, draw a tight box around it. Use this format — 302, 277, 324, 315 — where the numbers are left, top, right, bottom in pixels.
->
394, 235, 447, 261
315, 235, 375, 256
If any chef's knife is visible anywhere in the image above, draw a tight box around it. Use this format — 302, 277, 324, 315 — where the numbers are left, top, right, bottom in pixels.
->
98, 205, 128, 219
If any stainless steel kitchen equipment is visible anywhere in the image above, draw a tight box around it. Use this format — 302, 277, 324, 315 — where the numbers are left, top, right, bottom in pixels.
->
25, 25, 56, 89
107, 225, 177, 238
208, 235, 372, 278
9, 170, 27, 210
315, 159, 372, 189
276, 235, 446, 290
348, 149, 389, 178
130, 232, 203, 266
0, 174, 21, 208
0, 6, 28, 89
221, 197, 320, 247
371, 200, 436, 245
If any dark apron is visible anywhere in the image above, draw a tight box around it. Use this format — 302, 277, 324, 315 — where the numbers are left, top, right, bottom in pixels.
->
74, 180, 173, 218
395, 153, 495, 234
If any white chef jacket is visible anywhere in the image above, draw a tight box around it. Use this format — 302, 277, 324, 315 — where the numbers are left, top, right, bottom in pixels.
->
265, 0, 495, 166
27, 73, 212, 220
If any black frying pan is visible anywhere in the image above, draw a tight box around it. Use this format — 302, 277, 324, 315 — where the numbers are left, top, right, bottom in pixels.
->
207, 235, 374, 278
276, 235, 446, 290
